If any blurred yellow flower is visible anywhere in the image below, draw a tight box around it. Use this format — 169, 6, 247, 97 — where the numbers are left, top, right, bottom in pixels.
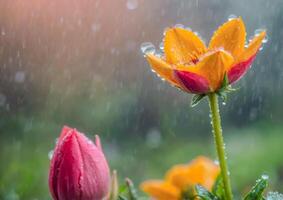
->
143, 17, 266, 94
140, 156, 220, 200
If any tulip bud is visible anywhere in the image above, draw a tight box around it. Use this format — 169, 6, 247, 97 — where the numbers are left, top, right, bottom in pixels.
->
49, 126, 110, 200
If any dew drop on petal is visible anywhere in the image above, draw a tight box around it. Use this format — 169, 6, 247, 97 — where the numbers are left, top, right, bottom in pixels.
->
159, 41, 164, 50
228, 14, 237, 21
259, 46, 263, 51
262, 35, 268, 43
185, 27, 192, 31
140, 42, 155, 54
254, 28, 265, 36
163, 27, 169, 36
174, 24, 185, 29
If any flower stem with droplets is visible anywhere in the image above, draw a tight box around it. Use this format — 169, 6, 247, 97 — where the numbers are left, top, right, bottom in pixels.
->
208, 93, 233, 200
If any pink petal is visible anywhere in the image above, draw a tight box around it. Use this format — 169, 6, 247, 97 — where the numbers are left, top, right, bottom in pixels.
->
228, 53, 257, 84
174, 70, 210, 94
49, 127, 110, 200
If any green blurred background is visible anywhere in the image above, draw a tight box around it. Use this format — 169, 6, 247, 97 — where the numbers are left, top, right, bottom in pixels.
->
1, 0, 283, 199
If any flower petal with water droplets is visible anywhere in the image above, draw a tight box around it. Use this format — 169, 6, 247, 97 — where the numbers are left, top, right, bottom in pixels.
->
164, 28, 207, 64
146, 54, 180, 87
209, 18, 246, 58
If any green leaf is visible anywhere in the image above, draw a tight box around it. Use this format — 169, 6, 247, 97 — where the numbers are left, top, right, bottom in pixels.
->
125, 178, 139, 200
244, 175, 269, 200
195, 185, 219, 200
191, 94, 206, 107
212, 175, 225, 199
118, 195, 128, 200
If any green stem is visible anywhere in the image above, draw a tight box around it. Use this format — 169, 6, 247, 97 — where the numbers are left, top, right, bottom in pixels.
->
208, 93, 233, 200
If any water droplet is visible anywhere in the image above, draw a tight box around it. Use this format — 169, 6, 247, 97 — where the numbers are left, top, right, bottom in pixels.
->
254, 28, 265, 36
126, 0, 138, 10
262, 35, 268, 43
154, 50, 164, 58
140, 42, 155, 54
14, 71, 26, 83
159, 41, 164, 50
222, 102, 226, 106
214, 160, 219, 165
48, 150, 54, 160
163, 27, 169, 36
262, 174, 269, 180
259, 46, 263, 51
228, 14, 237, 21
267, 192, 283, 200
174, 24, 185, 29
185, 27, 192, 31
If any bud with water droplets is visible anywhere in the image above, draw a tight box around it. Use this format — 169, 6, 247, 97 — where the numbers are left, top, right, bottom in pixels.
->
48, 126, 110, 200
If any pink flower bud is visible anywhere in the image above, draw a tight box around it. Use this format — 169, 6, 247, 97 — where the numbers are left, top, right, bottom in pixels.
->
49, 126, 110, 200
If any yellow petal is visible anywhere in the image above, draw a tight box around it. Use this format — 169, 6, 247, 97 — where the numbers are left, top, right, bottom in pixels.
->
164, 28, 207, 64
140, 180, 180, 200
238, 31, 266, 62
165, 164, 191, 189
185, 156, 220, 190
180, 50, 234, 91
209, 18, 246, 58
165, 157, 220, 191
146, 54, 180, 87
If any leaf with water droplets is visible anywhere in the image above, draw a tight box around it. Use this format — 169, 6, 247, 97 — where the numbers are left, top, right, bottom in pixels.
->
244, 175, 269, 200
195, 185, 219, 200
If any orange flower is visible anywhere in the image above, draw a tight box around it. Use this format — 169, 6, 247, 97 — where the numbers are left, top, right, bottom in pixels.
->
143, 18, 266, 94
140, 156, 220, 200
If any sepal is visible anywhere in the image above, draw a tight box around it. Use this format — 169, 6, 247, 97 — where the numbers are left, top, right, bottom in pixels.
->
216, 73, 239, 102
118, 178, 140, 200
191, 94, 206, 107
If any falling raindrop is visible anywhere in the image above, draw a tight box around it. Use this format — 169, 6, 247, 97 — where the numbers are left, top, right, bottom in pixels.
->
14, 71, 26, 83
126, 0, 138, 10
140, 42, 155, 54
228, 14, 237, 21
